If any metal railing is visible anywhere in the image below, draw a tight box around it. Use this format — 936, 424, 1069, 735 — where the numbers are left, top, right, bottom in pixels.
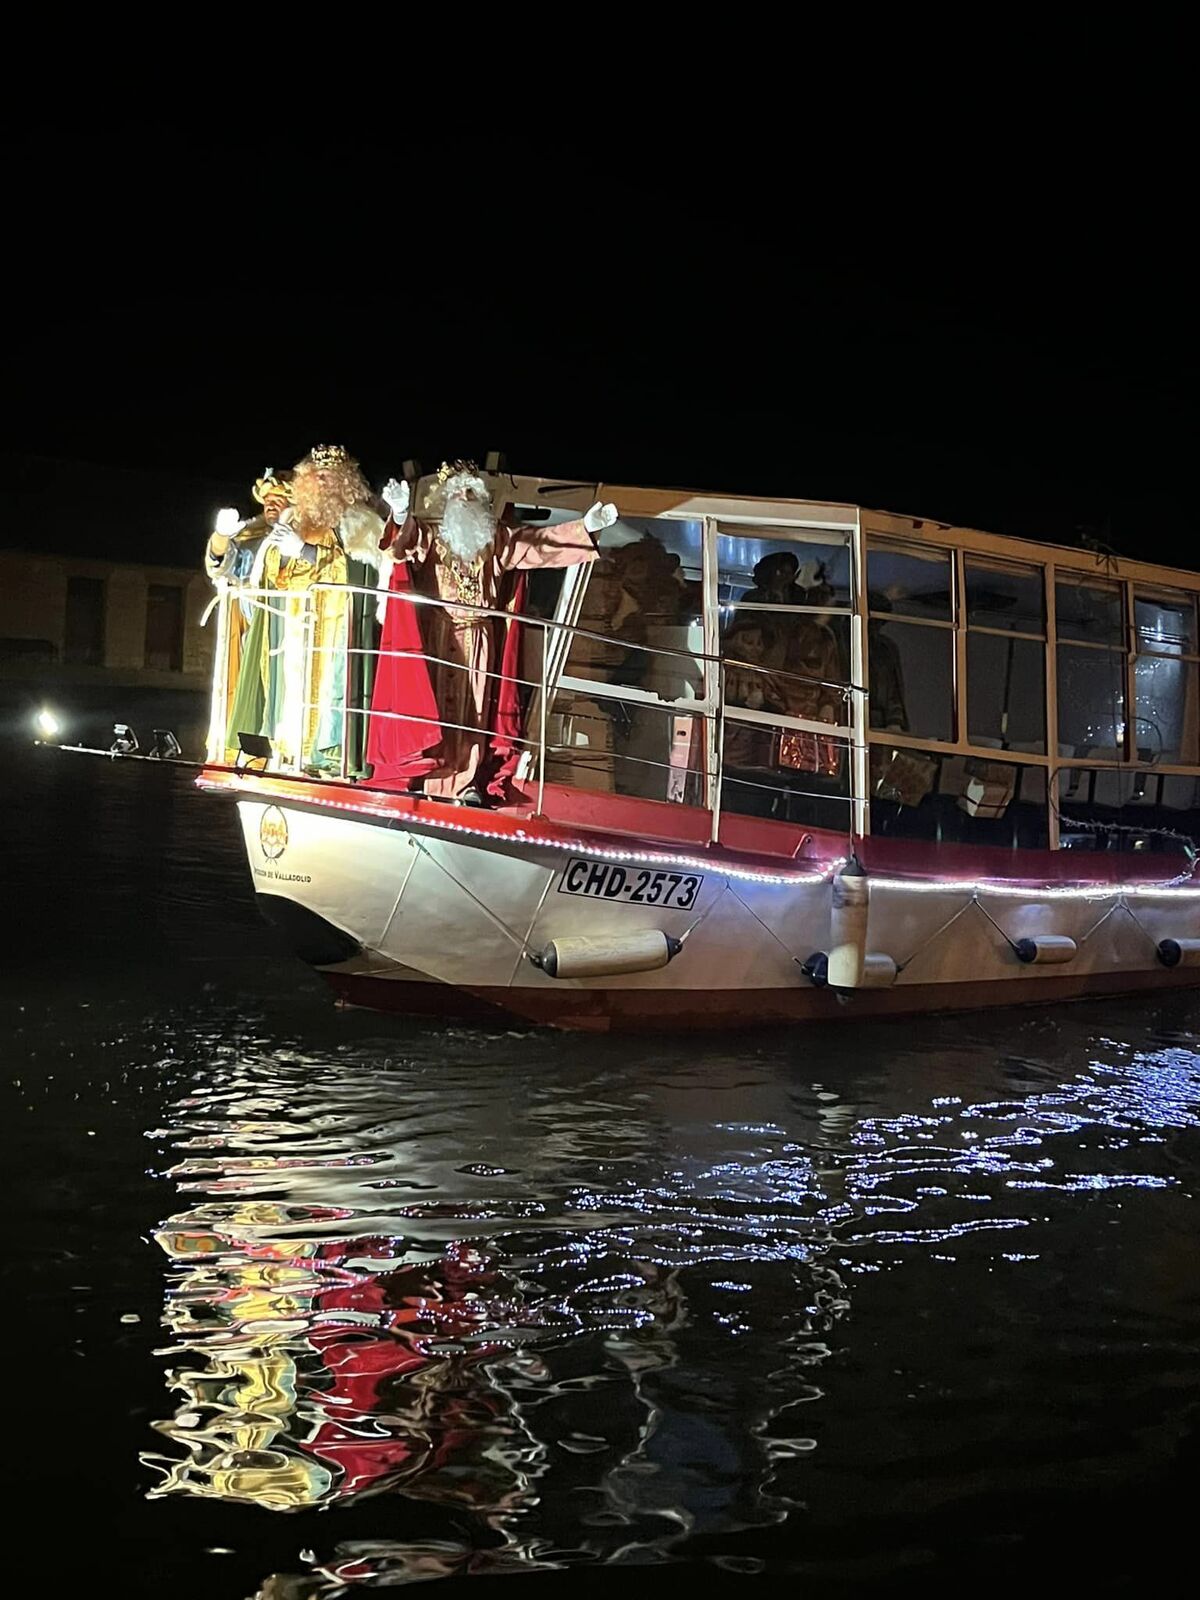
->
205, 577, 863, 838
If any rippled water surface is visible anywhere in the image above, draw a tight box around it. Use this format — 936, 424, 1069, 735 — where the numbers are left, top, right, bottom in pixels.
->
6, 750, 1200, 1596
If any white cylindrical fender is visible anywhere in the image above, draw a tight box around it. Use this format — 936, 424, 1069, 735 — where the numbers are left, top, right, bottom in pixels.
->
827, 861, 869, 989
857, 953, 898, 988
536, 930, 682, 980
1157, 938, 1200, 968
1014, 934, 1077, 965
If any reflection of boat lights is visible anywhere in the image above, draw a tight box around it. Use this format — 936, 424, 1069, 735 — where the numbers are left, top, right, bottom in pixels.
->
34, 707, 60, 739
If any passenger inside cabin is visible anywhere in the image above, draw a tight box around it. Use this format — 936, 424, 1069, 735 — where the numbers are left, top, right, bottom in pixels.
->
867, 593, 909, 732
743, 551, 802, 608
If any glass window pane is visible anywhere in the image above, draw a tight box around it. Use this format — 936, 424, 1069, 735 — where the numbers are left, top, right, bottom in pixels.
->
1055, 575, 1124, 646
1135, 588, 1197, 657
867, 541, 953, 622
966, 633, 1045, 753
563, 517, 705, 700
1056, 644, 1125, 753
869, 620, 953, 741
1135, 655, 1198, 764
966, 557, 1044, 634
722, 611, 849, 717
716, 530, 851, 610
1056, 768, 1195, 856
547, 689, 705, 805
722, 722, 851, 832
869, 745, 1048, 848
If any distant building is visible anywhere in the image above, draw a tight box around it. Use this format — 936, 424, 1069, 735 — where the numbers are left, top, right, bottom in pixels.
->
0, 549, 213, 688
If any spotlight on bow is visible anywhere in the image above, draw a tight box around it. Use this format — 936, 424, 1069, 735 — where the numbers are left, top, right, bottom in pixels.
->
34, 707, 60, 740
150, 728, 182, 760
111, 724, 139, 755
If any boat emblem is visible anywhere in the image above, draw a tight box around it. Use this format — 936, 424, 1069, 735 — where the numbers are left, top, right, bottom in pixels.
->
259, 805, 289, 861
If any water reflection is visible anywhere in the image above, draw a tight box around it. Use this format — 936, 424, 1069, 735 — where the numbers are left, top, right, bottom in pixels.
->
143, 1028, 1200, 1591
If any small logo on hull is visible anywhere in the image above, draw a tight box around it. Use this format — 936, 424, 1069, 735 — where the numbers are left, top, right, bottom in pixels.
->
260, 805, 289, 861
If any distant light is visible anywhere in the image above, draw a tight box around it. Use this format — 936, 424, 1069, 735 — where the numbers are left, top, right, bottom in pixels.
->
35, 708, 60, 739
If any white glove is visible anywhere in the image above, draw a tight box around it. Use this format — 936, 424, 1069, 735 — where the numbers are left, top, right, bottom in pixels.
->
375, 555, 394, 623
584, 501, 618, 534
271, 527, 307, 561
214, 507, 243, 538
381, 478, 410, 522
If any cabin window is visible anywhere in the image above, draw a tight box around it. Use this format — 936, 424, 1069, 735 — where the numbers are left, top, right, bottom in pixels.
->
867, 541, 955, 741
63, 575, 105, 666
1133, 587, 1199, 765
544, 690, 706, 806
966, 557, 1046, 754
545, 516, 706, 804
1055, 573, 1126, 756
870, 747, 1048, 849
1055, 767, 1196, 855
716, 526, 854, 832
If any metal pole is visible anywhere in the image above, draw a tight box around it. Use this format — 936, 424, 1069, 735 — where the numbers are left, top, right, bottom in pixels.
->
536, 624, 548, 817
207, 582, 229, 763
339, 589, 351, 782
710, 659, 726, 845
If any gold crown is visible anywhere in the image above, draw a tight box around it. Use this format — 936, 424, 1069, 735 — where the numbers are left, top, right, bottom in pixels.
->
436, 458, 481, 483
310, 443, 349, 470
252, 467, 293, 505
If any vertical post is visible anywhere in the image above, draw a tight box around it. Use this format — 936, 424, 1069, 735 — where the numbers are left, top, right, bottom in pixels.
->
536, 621, 548, 817
1123, 571, 1137, 768
710, 659, 726, 845
702, 515, 721, 818
207, 582, 229, 764
849, 510, 870, 840
293, 591, 310, 774
339, 587, 351, 782
953, 545, 969, 748
1045, 560, 1060, 850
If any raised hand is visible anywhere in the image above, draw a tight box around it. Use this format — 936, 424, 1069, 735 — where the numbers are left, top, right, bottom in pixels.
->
271, 527, 307, 561
583, 501, 618, 534
381, 478, 411, 521
214, 507, 243, 538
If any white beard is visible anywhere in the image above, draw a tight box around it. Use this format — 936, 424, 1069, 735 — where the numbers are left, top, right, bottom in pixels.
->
339, 504, 386, 569
441, 495, 495, 562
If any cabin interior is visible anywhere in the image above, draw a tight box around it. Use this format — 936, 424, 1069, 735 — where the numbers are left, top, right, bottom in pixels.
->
213, 476, 1200, 859
507, 482, 1200, 857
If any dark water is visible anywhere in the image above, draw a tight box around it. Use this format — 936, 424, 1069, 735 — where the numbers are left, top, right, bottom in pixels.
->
6, 748, 1200, 1597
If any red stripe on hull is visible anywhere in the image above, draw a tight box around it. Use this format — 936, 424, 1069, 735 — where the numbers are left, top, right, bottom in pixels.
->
322, 967, 1200, 1034
200, 766, 1197, 890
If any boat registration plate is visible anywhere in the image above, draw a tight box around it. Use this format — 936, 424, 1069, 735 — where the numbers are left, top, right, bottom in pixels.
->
558, 858, 703, 909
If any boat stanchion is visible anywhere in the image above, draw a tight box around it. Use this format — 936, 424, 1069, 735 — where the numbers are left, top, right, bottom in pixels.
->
531, 930, 683, 980
1014, 935, 1077, 965
1156, 937, 1200, 968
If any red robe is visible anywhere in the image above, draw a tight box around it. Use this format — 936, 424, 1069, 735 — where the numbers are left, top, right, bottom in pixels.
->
367, 514, 596, 799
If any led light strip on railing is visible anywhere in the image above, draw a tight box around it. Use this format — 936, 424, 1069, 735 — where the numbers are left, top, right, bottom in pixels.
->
864, 873, 1200, 901
201, 772, 1200, 899
200, 773, 836, 886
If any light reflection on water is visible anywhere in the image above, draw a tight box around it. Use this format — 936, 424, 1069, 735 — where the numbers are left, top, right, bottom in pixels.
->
8, 757, 1200, 1593
142, 1028, 1200, 1591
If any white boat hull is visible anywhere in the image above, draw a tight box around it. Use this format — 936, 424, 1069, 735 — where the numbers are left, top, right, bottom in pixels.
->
227, 785, 1200, 1031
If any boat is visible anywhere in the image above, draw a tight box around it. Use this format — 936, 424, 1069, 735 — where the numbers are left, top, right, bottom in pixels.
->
196, 470, 1200, 1031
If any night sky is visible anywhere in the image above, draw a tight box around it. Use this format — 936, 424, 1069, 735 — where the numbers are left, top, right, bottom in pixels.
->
6, 123, 1196, 572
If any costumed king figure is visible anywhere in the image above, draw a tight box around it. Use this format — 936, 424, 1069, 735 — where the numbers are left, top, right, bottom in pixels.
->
368, 462, 617, 803
231, 444, 383, 772
205, 468, 293, 763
